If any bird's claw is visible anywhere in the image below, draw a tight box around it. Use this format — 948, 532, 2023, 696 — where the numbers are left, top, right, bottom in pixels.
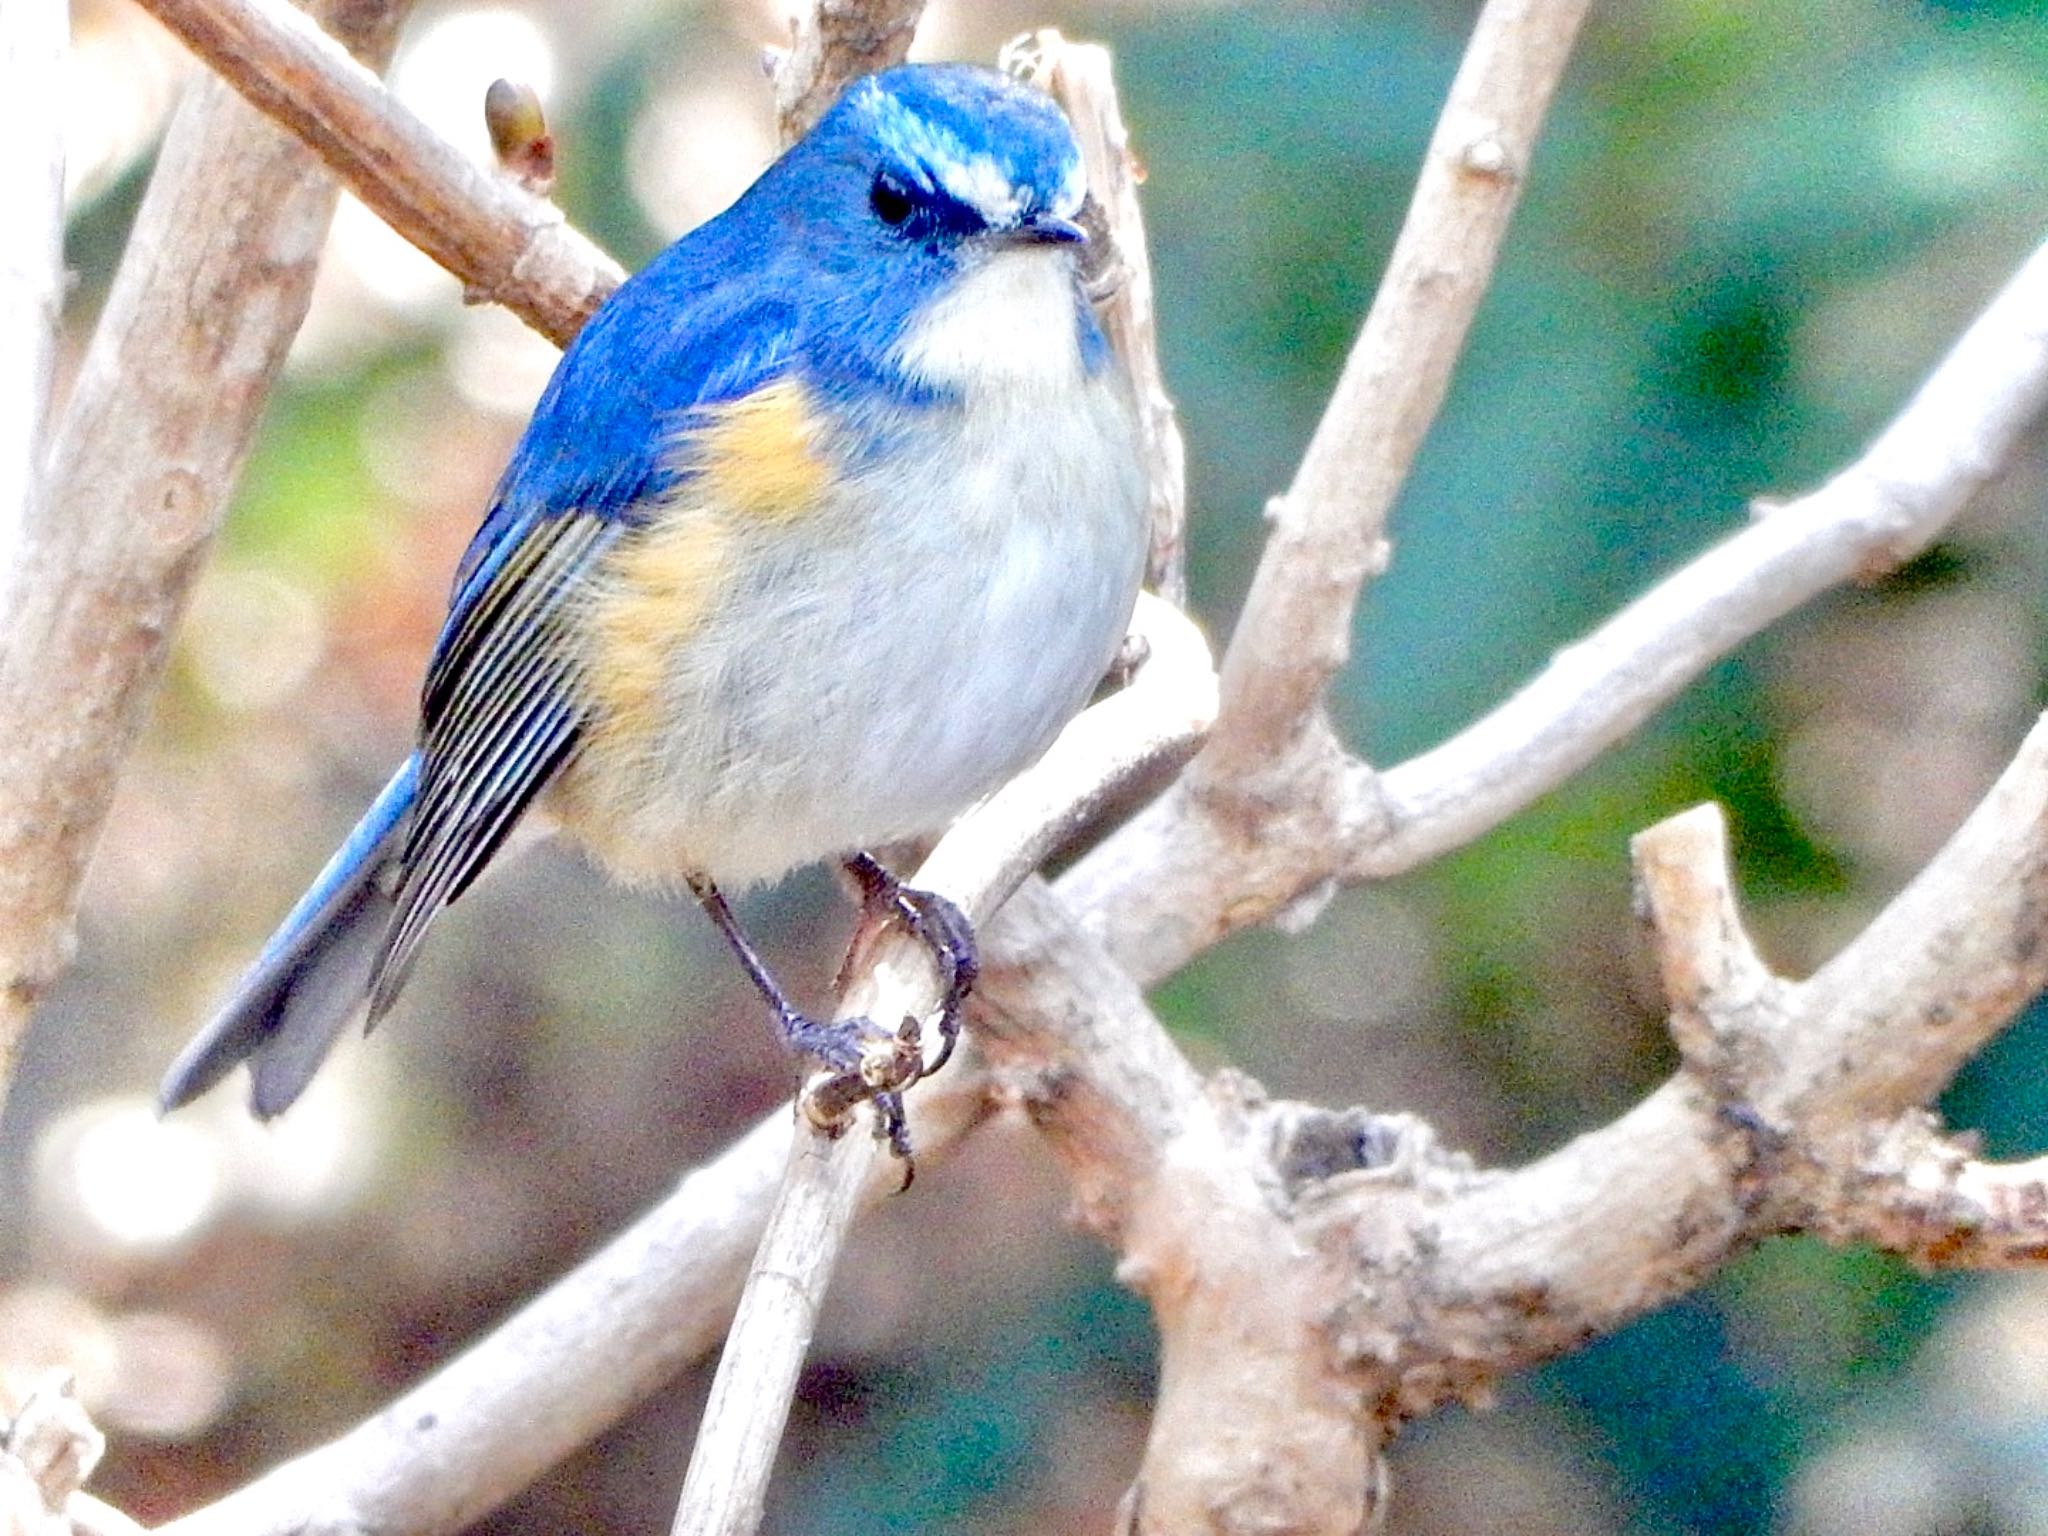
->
844, 853, 979, 1083
785, 1008, 920, 1176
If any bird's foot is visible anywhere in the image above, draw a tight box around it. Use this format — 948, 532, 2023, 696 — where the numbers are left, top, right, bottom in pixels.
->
688, 872, 922, 1169
782, 1006, 920, 1173
844, 852, 979, 1081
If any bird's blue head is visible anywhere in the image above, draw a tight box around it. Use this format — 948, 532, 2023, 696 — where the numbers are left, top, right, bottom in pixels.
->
817, 64, 1089, 247
686, 63, 1103, 404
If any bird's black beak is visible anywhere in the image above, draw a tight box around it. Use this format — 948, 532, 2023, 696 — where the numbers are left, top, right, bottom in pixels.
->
1015, 210, 1087, 245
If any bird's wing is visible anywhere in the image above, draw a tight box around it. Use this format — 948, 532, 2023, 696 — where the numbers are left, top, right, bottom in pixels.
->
366, 268, 804, 1017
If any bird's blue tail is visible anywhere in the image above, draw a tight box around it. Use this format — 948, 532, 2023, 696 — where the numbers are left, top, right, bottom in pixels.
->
160, 757, 421, 1118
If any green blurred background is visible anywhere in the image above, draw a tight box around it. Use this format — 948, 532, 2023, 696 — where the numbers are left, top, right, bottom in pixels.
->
9, 0, 2048, 1530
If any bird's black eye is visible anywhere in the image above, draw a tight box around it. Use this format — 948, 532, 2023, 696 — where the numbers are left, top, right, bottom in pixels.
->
869, 173, 915, 228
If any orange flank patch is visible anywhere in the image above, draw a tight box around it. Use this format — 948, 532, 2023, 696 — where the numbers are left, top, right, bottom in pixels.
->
684, 379, 837, 522
572, 381, 833, 782
581, 513, 731, 758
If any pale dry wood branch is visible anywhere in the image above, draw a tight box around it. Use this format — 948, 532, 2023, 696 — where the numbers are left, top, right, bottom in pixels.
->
0, 0, 69, 1108
1629, 803, 1788, 1081
0, 0, 412, 1120
769, 0, 925, 142
670, 593, 1217, 1536
160, 1084, 986, 1536
1357, 226, 2048, 879
4, 1373, 103, 1517
995, 713, 2048, 1535
1795, 1113, 2048, 1270
973, 889, 1384, 1536
1056, 0, 1595, 984
0, 0, 66, 571
975, 881, 1205, 1235
67, 1494, 149, 1536
1338, 713, 2048, 1409
132, 0, 622, 345
975, 711, 2048, 1534
1064, 221, 2048, 990
1205, 0, 1591, 786
1009, 29, 1190, 604
1, 1371, 144, 1536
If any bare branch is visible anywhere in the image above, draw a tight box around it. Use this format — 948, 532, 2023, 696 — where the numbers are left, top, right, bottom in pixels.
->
4, 1372, 105, 1518
69, 1493, 150, 1536
975, 886, 1388, 1535
2, 1371, 144, 1535
1382, 710, 2048, 1396
1064, 220, 2048, 990
1358, 228, 2048, 877
770, 0, 925, 142
159, 1080, 985, 1536
1011, 710, 2048, 1535
669, 1108, 880, 1536
0, 0, 66, 571
974, 882, 1206, 1237
670, 592, 1216, 1536
1056, 0, 1597, 984
132, 0, 622, 345
1629, 804, 1787, 1079
964, 702, 2048, 1536
1205, 0, 1592, 785
0, 0, 411, 1119
1797, 1114, 2048, 1270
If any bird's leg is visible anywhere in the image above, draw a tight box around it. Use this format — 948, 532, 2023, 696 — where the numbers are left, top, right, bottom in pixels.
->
842, 852, 978, 1080
688, 874, 914, 1156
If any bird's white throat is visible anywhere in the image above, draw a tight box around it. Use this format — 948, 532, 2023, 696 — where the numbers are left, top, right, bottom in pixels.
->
895, 248, 1086, 393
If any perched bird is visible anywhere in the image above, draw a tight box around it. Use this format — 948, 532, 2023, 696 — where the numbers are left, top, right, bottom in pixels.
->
158, 62, 1148, 1130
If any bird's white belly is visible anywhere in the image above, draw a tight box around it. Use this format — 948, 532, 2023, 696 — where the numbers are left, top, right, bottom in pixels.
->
559, 365, 1146, 889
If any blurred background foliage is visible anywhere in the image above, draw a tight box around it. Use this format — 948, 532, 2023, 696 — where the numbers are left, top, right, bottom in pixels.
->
7, 0, 2048, 1530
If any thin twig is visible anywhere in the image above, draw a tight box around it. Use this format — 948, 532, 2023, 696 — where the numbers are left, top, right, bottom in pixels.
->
1204, 0, 1593, 784
0, 0, 69, 1112
771, 0, 926, 141
0, 0, 413, 1122
132, 0, 622, 345
1062, 222, 2048, 987
69, 1492, 151, 1536
161, 1095, 969, 1536
1357, 227, 2048, 877
0, 0, 66, 573
1053, 0, 1598, 982
668, 594, 1217, 1536
1375, 714, 2048, 1394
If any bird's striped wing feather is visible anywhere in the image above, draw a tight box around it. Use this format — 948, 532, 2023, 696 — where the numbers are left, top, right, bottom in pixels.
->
368, 508, 617, 1017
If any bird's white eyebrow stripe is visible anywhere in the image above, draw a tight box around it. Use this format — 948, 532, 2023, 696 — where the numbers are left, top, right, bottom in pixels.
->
853, 78, 1080, 227
935, 154, 1025, 225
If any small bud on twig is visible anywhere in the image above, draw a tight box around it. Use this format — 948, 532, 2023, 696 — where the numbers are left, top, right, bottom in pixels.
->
484, 78, 555, 197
